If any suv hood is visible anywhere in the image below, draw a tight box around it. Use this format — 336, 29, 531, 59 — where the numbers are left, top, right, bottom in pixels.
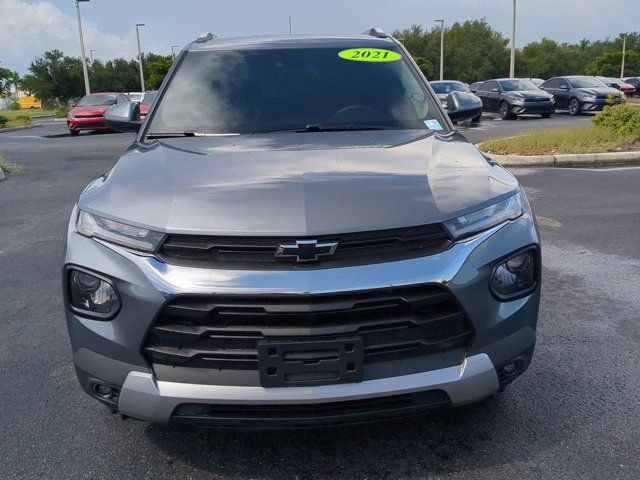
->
506, 90, 552, 100
71, 105, 112, 117
78, 131, 519, 236
574, 87, 619, 96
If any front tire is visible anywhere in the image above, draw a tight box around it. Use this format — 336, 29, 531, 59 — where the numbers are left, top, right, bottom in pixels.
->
472, 114, 482, 123
541, 113, 552, 118
499, 102, 514, 120
568, 98, 581, 116
69, 129, 79, 136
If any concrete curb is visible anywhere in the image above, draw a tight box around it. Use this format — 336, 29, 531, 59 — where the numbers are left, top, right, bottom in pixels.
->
482, 151, 640, 167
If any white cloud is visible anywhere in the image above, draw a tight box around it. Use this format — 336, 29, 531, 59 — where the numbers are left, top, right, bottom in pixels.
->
0, 0, 138, 73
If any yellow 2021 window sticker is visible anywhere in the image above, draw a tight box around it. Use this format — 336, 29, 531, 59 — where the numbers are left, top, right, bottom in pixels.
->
338, 48, 402, 62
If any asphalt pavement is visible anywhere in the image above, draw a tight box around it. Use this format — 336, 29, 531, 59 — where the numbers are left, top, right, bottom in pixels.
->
1, 118, 638, 480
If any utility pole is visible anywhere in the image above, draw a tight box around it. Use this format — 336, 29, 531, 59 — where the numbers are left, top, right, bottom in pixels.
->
510, 0, 517, 78
621, 34, 627, 78
435, 20, 444, 81
75, 0, 91, 95
89, 49, 98, 63
289, 16, 292, 35
135, 23, 146, 92
171, 45, 179, 60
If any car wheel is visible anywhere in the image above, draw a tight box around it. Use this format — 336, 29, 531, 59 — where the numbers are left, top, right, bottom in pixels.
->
541, 113, 552, 118
472, 114, 481, 123
499, 102, 514, 120
69, 129, 79, 136
568, 98, 581, 116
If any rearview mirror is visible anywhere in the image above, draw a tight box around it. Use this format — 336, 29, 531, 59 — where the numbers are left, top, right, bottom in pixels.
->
446, 91, 483, 122
104, 101, 142, 133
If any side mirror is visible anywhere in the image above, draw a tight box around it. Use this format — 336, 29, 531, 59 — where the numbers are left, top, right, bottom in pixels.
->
104, 101, 142, 133
559, 85, 569, 90
447, 91, 483, 122
491, 88, 500, 93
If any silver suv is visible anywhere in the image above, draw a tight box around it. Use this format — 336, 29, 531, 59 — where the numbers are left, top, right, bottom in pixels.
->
63, 29, 540, 427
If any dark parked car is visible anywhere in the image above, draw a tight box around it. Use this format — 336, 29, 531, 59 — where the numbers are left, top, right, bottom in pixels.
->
469, 81, 483, 93
475, 78, 554, 119
62, 31, 538, 427
430, 80, 482, 122
540, 76, 623, 115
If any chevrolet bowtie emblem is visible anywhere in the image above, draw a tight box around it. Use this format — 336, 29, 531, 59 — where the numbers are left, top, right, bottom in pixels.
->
275, 239, 339, 262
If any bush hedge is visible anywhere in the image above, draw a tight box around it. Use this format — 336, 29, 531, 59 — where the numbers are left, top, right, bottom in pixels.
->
592, 104, 640, 139
0, 115, 7, 127
55, 107, 69, 119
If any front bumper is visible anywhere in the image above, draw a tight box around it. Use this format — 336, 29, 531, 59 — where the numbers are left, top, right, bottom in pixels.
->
64, 196, 540, 425
511, 101, 555, 115
67, 116, 109, 132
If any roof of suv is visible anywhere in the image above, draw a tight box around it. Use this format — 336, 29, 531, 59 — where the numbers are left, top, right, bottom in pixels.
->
188, 34, 398, 51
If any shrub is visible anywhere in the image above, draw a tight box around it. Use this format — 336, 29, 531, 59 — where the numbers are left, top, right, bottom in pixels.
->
606, 93, 626, 105
0, 115, 7, 127
55, 107, 69, 119
8, 102, 21, 110
14, 115, 32, 126
592, 104, 640, 139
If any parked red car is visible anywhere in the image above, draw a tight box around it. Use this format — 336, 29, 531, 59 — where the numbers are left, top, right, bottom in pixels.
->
139, 91, 158, 119
610, 78, 636, 97
67, 93, 130, 136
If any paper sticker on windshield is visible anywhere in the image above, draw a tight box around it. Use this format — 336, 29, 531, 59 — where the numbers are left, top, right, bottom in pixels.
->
424, 119, 443, 131
338, 48, 402, 62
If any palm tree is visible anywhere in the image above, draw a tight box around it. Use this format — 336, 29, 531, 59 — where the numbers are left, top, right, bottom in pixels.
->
8, 71, 21, 99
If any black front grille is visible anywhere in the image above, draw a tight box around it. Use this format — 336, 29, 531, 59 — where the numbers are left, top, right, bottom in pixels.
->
157, 224, 452, 270
144, 285, 474, 383
170, 390, 451, 427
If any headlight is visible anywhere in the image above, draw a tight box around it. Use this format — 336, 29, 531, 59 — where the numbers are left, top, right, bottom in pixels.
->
68, 112, 76, 118
581, 94, 596, 101
506, 95, 524, 104
490, 248, 538, 300
548, 95, 555, 102
67, 268, 121, 318
443, 192, 523, 240
76, 209, 165, 252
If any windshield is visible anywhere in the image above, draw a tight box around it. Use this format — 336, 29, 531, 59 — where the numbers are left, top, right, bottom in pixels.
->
147, 47, 445, 135
142, 92, 157, 105
431, 82, 469, 94
499, 79, 538, 92
77, 95, 117, 107
568, 77, 608, 88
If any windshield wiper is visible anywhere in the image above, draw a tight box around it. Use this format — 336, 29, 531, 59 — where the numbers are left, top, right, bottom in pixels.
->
260, 124, 402, 134
146, 131, 239, 139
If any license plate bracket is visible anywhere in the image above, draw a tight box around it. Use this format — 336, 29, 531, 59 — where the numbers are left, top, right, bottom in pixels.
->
258, 338, 364, 388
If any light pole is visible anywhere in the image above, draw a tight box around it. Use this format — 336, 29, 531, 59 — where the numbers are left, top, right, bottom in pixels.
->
510, 0, 517, 78
621, 34, 627, 78
135, 23, 145, 92
75, 0, 91, 94
89, 49, 98, 63
435, 20, 444, 81
289, 16, 292, 35
171, 45, 179, 60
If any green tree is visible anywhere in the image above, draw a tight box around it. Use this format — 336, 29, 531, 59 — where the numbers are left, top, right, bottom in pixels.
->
0, 67, 12, 96
394, 19, 509, 83
146, 55, 173, 89
22, 50, 84, 105
587, 51, 639, 77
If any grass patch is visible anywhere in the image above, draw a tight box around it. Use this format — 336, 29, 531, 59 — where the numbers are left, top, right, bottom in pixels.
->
0, 109, 58, 119
0, 153, 23, 175
627, 97, 640, 105
479, 126, 640, 156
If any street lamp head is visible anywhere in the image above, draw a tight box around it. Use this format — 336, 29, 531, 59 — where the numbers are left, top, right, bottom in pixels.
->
136, 23, 145, 27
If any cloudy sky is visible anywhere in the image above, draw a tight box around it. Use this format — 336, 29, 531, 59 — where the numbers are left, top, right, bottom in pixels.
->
1, 0, 637, 74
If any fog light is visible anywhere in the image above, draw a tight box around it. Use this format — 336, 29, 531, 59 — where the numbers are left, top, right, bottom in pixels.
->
502, 362, 518, 377
68, 269, 120, 318
490, 249, 537, 300
92, 383, 120, 404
